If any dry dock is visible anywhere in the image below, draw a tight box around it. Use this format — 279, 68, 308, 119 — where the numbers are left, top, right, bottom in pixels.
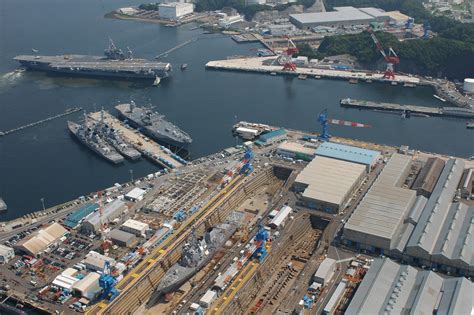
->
88, 111, 183, 169
205, 57, 421, 85
341, 98, 474, 118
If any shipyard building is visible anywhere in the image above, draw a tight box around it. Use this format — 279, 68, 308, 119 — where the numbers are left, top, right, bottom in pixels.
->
15, 223, 67, 256
294, 156, 366, 213
82, 199, 128, 234
289, 6, 391, 29
159, 2, 194, 20
346, 258, 473, 315
343, 155, 474, 276
314, 142, 380, 172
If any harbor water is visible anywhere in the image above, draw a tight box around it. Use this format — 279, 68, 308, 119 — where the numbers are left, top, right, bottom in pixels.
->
0, 0, 472, 220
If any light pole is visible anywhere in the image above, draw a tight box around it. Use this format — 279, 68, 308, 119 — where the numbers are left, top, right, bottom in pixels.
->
40, 197, 45, 211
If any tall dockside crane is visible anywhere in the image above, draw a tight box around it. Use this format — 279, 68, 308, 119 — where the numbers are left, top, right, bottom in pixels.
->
317, 109, 372, 141
367, 28, 400, 80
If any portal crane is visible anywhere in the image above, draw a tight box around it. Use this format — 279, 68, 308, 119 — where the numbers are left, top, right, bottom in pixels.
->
317, 109, 372, 141
239, 148, 254, 175
367, 28, 400, 80
278, 36, 299, 72
98, 261, 119, 301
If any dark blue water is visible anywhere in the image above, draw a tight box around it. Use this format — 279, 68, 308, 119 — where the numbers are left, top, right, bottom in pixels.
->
0, 0, 472, 220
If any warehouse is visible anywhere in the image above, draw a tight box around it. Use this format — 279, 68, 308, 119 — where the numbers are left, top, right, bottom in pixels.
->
411, 157, 444, 198
15, 223, 67, 256
72, 272, 101, 299
125, 187, 146, 202
314, 142, 380, 172
276, 142, 315, 161
289, 6, 390, 29
255, 129, 286, 146
52, 274, 78, 291
120, 219, 149, 237
159, 2, 194, 20
268, 205, 292, 229
82, 199, 127, 234
323, 279, 347, 314
82, 251, 116, 272
63, 203, 99, 229
458, 168, 473, 198
109, 229, 138, 248
0, 244, 14, 264
346, 258, 473, 315
313, 258, 336, 286
343, 154, 416, 251
294, 156, 366, 213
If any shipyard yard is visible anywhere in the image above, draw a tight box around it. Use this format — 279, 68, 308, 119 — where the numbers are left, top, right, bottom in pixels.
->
0, 121, 472, 314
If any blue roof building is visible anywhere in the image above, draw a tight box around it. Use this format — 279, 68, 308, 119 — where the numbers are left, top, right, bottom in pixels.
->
315, 142, 380, 171
255, 129, 287, 146
64, 203, 99, 228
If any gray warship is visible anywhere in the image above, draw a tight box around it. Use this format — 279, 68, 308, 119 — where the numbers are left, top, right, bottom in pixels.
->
14, 39, 171, 82
95, 111, 141, 161
67, 114, 125, 164
116, 101, 192, 149
148, 222, 237, 306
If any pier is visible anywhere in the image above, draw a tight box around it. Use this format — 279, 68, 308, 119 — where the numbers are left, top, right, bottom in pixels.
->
88, 111, 184, 169
205, 56, 421, 85
0, 107, 82, 137
340, 98, 474, 119
156, 38, 197, 59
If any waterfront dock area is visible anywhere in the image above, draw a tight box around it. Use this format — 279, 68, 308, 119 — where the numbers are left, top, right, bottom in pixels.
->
205, 57, 421, 85
88, 111, 183, 169
341, 98, 474, 119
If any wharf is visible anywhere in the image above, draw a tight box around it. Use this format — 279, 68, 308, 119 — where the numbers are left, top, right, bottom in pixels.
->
205, 57, 421, 85
0, 107, 82, 137
88, 111, 183, 169
340, 98, 474, 119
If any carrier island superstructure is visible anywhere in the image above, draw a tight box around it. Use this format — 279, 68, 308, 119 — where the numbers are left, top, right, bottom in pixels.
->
14, 40, 171, 81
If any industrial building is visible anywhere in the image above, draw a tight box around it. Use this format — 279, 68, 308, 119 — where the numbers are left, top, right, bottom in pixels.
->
120, 219, 149, 237
268, 205, 292, 229
458, 168, 473, 198
343, 154, 416, 251
109, 229, 138, 248
15, 223, 67, 256
314, 142, 380, 172
63, 203, 99, 229
323, 279, 347, 314
294, 156, 366, 213
289, 6, 390, 30
72, 272, 101, 299
464, 78, 474, 94
200, 289, 217, 308
82, 199, 127, 234
255, 129, 286, 146
313, 257, 336, 286
125, 188, 146, 202
82, 251, 116, 272
158, 2, 194, 20
0, 244, 14, 264
346, 258, 473, 315
344, 156, 473, 276
411, 157, 444, 198
276, 142, 315, 161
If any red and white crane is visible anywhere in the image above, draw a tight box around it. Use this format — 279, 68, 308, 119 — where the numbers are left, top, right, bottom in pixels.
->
367, 28, 400, 80
271, 36, 299, 71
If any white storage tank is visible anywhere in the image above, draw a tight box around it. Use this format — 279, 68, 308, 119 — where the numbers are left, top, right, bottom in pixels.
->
464, 78, 474, 94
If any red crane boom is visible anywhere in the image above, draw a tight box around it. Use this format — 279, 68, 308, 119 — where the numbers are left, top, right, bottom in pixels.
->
367, 28, 400, 80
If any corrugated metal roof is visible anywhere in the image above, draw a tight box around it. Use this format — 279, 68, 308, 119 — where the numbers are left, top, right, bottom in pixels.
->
295, 156, 366, 207
16, 223, 67, 255
290, 6, 375, 24
314, 258, 335, 282
315, 142, 380, 167
121, 219, 148, 231
72, 272, 100, 293
64, 203, 99, 228
258, 128, 286, 142
269, 205, 292, 227
85, 199, 126, 228
109, 229, 136, 243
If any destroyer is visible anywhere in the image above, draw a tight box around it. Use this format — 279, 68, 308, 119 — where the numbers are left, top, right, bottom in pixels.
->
14, 39, 171, 82
148, 222, 237, 305
68, 114, 124, 164
116, 101, 192, 149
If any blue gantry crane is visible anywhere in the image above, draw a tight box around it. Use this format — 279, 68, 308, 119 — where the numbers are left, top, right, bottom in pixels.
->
98, 261, 119, 302
253, 224, 269, 262
239, 148, 254, 175
317, 109, 372, 141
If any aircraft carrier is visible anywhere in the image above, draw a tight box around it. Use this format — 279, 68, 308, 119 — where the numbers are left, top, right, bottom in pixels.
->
67, 116, 125, 164
116, 101, 192, 149
148, 222, 237, 305
14, 40, 171, 81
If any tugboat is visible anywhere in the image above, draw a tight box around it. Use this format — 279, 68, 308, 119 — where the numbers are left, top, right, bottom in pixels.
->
180, 63, 188, 70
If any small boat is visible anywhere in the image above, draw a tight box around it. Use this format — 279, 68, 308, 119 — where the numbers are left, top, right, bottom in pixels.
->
181, 63, 188, 70
433, 94, 446, 102
391, 81, 398, 86
466, 120, 474, 129
314, 75, 321, 79
349, 78, 358, 84
31, 48, 39, 53
153, 77, 161, 86
270, 72, 277, 76
14, 68, 26, 73
404, 83, 416, 88
298, 74, 307, 80
366, 79, 373, 83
